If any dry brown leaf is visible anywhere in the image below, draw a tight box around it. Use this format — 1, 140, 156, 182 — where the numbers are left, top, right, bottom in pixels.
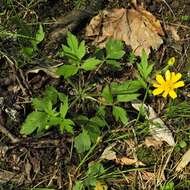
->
141, 171, 155, 181
117, 157, 145, 166
100, 143, 117, 161
169, 26, 180, 41
144, 136, 163, 148
176, 148, 190, 172
85, 6, 164, 56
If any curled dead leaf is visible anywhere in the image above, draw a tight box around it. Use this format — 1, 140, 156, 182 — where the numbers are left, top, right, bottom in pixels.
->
116, 157, 145, 166
85, 6, 164, 56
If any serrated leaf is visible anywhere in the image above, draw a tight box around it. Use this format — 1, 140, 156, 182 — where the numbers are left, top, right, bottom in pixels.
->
137, 49, 153, 80
74, 129, 91, 153
106, 39, 125, 59
111, 80, 143, 94
67, 32, 79, 53
117, 93, 140, 102
20, 112, 47, 135
78, 40, 86, 60
112, 106, 128, 125
60, 119, 74, 134
62, 45, 79, 61
101, 85, 113, 104
81, 58, 101, 71
57, 65, 78, 78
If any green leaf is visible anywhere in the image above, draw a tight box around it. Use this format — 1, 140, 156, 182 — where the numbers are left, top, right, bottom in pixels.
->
35, 24, 45, 44
101, 85, 113, 104
74, 129, 91, 153
60, 97, 68, 118
62, 45, 79, 61
106, 39, 125, 59
32, 98, 46, 111
117, 93, 140, 102
57, 65, 78, 78
22, 47, 34, 57
85, 125, 100, 144
78, 40, 86, 60
44, 86, 58, 105
60, 119, 74, 134
112, 106, 128, 125
90, 116, 106, 128
106, 60, 121, 68
73, 181, 84, 190
137, 49, 153, 80
67, 32, 79, 54
81, 58, 101, 71
20, 112, 47, 135
85, 163, 105, 186
111, 80, 143, 94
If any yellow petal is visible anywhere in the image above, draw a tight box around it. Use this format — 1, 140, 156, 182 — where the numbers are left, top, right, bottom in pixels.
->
171, 72, 182, 83
173, 81, 185, 88
153, 83, 160, 88
152, 88, 164, 95
162, 90, 169, 98
165, 70, 171, 81
169, 90, 177, 99
156, 75, 165, 84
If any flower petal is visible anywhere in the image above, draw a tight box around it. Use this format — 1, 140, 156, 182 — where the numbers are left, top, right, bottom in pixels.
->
173, 81, 185, 88
169, 90, 177, 99
162, 89, 169, 98
165, 70, 171, 81
153, 83, 161, 88
156, 75, 165, 84
171, 72, 182, 83
153, 88, 164, 95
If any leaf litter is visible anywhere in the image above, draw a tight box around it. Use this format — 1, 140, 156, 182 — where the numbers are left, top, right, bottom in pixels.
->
85, 5, 164, 56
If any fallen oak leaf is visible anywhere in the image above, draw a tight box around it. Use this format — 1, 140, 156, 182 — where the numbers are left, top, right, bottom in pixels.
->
85, 6, 164, 56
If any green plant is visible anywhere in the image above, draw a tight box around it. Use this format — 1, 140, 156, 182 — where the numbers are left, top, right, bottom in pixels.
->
20, 86, 74, 135
73, 162, 105, 190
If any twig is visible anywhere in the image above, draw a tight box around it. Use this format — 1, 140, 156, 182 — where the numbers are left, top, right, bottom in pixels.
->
0, 123, 20, 143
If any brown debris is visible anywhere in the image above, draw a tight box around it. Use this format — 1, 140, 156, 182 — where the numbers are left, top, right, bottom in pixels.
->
85, 6, 164, 56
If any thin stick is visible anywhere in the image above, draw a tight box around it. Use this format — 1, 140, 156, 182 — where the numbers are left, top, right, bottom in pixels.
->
0, 123, 20, 143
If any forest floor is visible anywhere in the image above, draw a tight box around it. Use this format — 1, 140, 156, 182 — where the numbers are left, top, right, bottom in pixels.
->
0, 0, 190, 190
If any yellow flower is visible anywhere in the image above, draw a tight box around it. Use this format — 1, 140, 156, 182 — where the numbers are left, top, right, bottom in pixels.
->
152, 70, 185, 99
